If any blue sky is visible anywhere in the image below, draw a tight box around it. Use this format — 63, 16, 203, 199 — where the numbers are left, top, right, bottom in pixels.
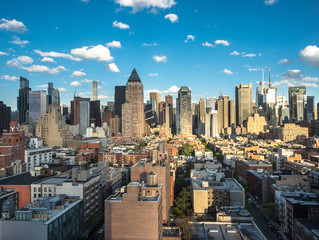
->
0, 0, 319, 110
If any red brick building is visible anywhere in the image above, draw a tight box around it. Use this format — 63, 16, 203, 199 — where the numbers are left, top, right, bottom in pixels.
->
0, 122, 25, 175
235, 159, 272, 183
77, 141, 102, 158
99, 152, 149, 166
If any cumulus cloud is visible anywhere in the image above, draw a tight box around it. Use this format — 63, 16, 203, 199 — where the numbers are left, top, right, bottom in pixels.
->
41, 57, 55, 63
6, 55, 33, 67
184, 35, 195, 43
0, 51, 9, 56
153, 55, 167, 62
21, 65, 67, 74
81, 79, 93, 83
277, 58, 294, 65
165, 14, 178, 23
114, 0, 176, 13
143, 43, 157, 47
112, 21, 130, 29
299, 45, 319, 68
106, 63, 120, 72
0, 18, 27, 33
215, 40, 230, 46
242, 53, 256, 57
70, 81, 81, 86
36, 84, 48, 88
71, 45, 114, 62
282, 69, 303, 81
98, 95, 110, 99
202, 41, 214, 48
223, 69, 233, 75
272, 69, 318, 88
302, 76, 318, 82
9, 36, 29, 46
148, 73, 158, 77
248, 68, 261, 72
264, 0, 278, 5
58, 87, 66, 91
34, 49, 81, 61
145, 85, 179, 95
230, 51, 240, 56
1, 75, 19, 81
72, 70, 86, 77
106, 40, 122, 48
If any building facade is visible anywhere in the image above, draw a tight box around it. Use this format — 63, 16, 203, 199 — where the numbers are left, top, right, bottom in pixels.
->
235, 83, 253, 126
176, 86, 192, 136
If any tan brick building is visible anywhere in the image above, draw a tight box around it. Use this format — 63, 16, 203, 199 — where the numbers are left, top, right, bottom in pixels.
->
246, 113, 267, 134
274, 123, 308, 142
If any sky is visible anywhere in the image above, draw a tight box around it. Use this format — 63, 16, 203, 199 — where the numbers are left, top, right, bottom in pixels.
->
0, 0, 319, 110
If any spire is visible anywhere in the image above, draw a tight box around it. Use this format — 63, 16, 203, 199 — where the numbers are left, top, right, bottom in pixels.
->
128, 68, 141, 82
261, 66, 264, 85
269, 65, 271, 88
220, 90, 222, 96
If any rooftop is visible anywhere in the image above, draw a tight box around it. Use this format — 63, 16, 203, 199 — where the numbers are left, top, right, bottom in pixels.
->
0, 172, 49, 186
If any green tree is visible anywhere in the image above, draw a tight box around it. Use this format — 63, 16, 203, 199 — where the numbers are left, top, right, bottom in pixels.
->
176, 187, 191, 215
214, 152, 222, 162
181, 143, 194, 156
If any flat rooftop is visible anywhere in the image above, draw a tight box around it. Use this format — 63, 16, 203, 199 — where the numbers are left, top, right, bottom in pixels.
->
192, 178, 243, 192
0, 172, 49, 185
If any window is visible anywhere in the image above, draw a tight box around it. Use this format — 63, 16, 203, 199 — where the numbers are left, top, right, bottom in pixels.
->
34, 187, 37, 192
44, 187, 47, 192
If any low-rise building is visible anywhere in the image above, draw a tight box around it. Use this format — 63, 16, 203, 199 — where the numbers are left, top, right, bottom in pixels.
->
25, 147, 53, 171
274, 123, 309, 142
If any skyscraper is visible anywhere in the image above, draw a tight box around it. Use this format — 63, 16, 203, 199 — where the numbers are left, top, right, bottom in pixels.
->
150, 92, 162, 119
93, 81, 98, 101
206, 97, 216, 113
165, 95, 174, 131
70, 96, 82, 125
29, 91, 47, 124
114, 86, 126, 117
256, 67, 267, 108
122, 69, 145, 138
0, 101, 11, 136
79, 98, 90, 136
291, 93, 306, 122
17, 77, 31, 124
235, 83, 253, 126
305, 96, 314, 122
90, 100, 101, 127
198, 98, 205, 135
54, 89, 60, 106
217, 94, 235, 134
47, 82, 55, 107
176, 86, 192, 136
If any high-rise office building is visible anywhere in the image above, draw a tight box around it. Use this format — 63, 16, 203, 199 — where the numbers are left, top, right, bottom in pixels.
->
176, 86, 192, 136
90, 100, 101, 127
158, 101, 165, 125
165, 95, 174, 131
206, 97, 216, 113
54, 88, 60, 106
114, 86, 126, 117
305, 96, 315, 122
235, 83, 253, 126
70, 96, 82, 125
29, 91, 47, 124
93, 81, 98, 101
192, 102, 199, 135
198, 98, 205, 135
217, 94, 235, 134
150, 92, 162, 119
0, 102, 11, 136
291, 93, 306, 122
79, 98, 90, 136
47, 82, 55, 107
122, 69, 145, 138
145, 101, 157, 128
256, 68, 267, 108
17, 77, 31, 124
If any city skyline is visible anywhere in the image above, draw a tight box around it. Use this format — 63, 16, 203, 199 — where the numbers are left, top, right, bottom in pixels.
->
0, 0, 319, 110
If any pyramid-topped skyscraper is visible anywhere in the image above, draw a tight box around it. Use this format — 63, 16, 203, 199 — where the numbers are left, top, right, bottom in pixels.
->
122, 69, 145, 138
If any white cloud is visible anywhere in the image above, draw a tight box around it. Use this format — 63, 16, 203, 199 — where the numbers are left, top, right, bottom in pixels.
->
106, 40, 122, 48
71, 45, 114, 62
98, 95, 110, 99
302, 76, 318, 82
1, 75, 19, 81
0, 18, 27, 33
58, 87, 66, 91
72, 70, 86, 77
230, 51, 240, 56
70, 81, 82, 87
114, 0, 176, 12
248, 68, 261, 72
9, 36, 29, 46
0, 51, 8, 56
81, 0, 90, 3
148, 73, 158, 77
21, 65, 67, 74
81, 79, 93, 83
36, 84, 48, 88
41, 57, 55, 63
165, 14, 178, 23
6, 55, 33, 67
184, 35, 195, 43
282, 69, 303, 81
264, 0, 278, 5
215, 40, 230, 46
223, 68, 233, 75
273, 69, 318, 88
277, 58, 294, 65
98, 86, 102, 89
78, 91, 91, 98
242, 53, 256, 57
105, 63, 120, 72
299, 45, 319, 68
145, 85, 179, 96
153, 55, 167, 62
112, 21, 130, 29
302, 83, 318, 88
143, 43, 157, 47
34, 49, 81, 61
202, 41, 214, 48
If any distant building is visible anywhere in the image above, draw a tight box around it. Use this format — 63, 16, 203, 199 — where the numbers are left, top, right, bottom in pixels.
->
105, 182, 163, 240
165, 95, 174, 131
206, 97, 217, 113
288, 86, 306, 122
79, 98, 90, 136
274, 123, 309, 142
114, 85, 126, 118
246, 113, 267, 134
235, 160, 272, 183
90, 100, 101, 127
0, 195, 83, 240
0, 101, 11, 136
17, 77, 31, 124
93, 81, 98, 101
305, 96, 315, 122
150, 92, 162, 120
176, 86, 192, 136
29, 91, 47, 124
25, 139, 53, 171
54, 88, 60, 106
36, 104, 72, 147
217, 94, 235, 134
235, 83, 253, 126
122, 69, 145, 138
0, 122, 25, 176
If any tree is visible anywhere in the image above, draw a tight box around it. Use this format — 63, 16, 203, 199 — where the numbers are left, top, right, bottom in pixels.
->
181, 143, 194, 156
177, 216, 191, 240
214, 152, 222, 162
175, 187, 191, 215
